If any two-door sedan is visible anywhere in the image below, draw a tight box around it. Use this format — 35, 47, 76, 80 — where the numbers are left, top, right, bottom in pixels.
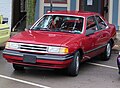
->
3, 11, 116, 76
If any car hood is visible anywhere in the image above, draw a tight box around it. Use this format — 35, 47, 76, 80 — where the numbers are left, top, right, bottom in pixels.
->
9, 30, 80, 46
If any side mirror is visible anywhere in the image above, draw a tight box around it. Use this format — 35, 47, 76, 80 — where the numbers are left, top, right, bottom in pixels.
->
86, 29, 95, 36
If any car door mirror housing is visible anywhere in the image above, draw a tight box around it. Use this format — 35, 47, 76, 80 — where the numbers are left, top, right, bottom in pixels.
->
86, 29, 95, 36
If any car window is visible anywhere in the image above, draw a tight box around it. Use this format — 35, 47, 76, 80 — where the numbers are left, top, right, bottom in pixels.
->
86, 16, 98, 31
32, 15, 84, 34
95, 15, 107, 30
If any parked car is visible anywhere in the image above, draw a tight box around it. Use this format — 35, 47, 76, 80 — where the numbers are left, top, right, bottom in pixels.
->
0, 15, 10, 48
3, 11, 116, 76
117, 52, 120, 74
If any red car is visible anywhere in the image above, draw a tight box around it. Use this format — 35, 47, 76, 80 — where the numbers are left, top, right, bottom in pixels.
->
3, 11, 116, 76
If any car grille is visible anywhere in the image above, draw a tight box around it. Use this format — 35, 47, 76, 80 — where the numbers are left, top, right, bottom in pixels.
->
18, 43, 48, 53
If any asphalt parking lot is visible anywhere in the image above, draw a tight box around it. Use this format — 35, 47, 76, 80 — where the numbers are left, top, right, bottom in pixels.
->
0, 49, 120, 88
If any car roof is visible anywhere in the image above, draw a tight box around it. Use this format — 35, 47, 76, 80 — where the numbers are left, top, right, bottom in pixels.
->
46, 11, 99, 17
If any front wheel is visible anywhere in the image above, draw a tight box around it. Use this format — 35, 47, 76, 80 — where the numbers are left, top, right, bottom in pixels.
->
0, 46, 5, 50
67, 51, 80, 76
101, 42, 112, 61
13, 64, 24, 71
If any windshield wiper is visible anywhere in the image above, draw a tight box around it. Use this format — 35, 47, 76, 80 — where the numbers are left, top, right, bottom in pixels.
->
50, 28, 78, 34
40, 28, 51, 31
52, 28, 61, 32
58, 29, 81, 34
33, 27, 51, 31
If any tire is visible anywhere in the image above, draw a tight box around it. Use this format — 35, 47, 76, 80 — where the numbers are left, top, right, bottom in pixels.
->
67, 51, 80, 76
0, 46, 5, 50
13, 64, 24, 71
101, 42, 112, 61
117, 58, 120, 74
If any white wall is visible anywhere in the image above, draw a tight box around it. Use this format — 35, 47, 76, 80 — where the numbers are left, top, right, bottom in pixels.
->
0, 0, 12, 29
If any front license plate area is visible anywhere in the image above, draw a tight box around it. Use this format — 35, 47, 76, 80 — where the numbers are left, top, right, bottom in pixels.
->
23, 55, 36, 63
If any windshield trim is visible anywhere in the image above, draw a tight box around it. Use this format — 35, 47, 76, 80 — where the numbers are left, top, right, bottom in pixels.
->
31, 14, 85, 34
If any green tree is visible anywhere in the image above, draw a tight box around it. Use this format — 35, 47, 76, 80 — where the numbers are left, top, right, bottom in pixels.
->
26, 0, 36, 27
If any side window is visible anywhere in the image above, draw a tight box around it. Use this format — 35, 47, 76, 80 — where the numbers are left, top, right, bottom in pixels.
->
95, 15, 107, 30
86, 16, 98, 31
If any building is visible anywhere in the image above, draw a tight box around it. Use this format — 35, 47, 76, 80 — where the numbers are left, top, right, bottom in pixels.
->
0, 0, 120, 31
35, 0, 120, 30
0, 0, 12, 29
0, 0, 26, 31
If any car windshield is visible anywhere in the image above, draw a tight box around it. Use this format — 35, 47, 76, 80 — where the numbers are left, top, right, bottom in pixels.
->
32, 15, 84, 34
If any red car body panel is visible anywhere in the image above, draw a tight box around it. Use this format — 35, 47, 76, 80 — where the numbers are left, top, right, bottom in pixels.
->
3, 11, 116, 69
9, 31, 80, 47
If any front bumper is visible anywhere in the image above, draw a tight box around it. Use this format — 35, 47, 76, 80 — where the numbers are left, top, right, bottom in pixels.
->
3, 49, 73, 69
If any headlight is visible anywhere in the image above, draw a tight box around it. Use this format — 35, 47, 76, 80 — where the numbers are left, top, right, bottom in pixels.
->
47, 46, 69, 54
5, 42, 19, 49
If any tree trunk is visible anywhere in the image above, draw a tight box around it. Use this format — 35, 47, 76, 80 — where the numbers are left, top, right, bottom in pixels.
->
26, 0, 36, 27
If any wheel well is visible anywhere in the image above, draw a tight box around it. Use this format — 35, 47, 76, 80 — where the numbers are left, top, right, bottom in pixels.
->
78, 49, 84, 59
109, 39, 114, 47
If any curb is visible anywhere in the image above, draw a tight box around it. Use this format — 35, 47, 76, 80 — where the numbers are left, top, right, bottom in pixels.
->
112, 49, 119, 54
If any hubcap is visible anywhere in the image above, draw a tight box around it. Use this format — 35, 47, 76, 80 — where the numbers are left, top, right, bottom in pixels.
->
76, 55, 79, 73
106, 43, 111, 57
